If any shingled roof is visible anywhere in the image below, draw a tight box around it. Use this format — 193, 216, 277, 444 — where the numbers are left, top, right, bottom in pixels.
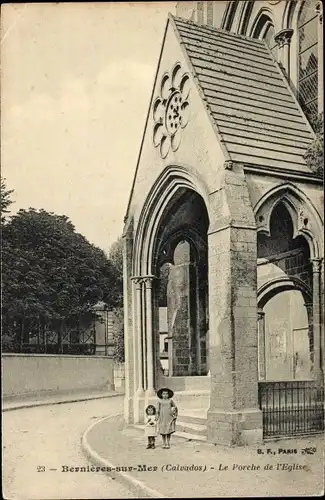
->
172, 15, 315, 172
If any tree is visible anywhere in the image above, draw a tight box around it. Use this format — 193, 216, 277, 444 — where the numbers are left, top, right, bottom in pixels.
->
109, 236, 123, 276
109, 236, 124, 362
1, 178, 14, 224
112, 307, 125, 363
304, 113, 324, 178
2, 208, 122, 351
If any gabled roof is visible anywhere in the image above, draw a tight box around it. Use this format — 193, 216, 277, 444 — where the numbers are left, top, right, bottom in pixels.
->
171, 15, 315, 172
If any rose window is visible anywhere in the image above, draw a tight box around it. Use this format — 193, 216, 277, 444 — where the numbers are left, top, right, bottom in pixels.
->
152, 63, 191, 159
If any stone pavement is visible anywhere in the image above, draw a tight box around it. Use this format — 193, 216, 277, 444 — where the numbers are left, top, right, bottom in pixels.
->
2, 389, 120, 412
83, 414, 324, 498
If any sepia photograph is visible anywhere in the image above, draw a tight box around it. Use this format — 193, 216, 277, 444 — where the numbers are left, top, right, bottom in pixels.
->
1, 1, 324, 498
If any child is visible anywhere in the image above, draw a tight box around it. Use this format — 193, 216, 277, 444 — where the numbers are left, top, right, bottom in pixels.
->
156, 387, 178, 449
144, 404, 157, 449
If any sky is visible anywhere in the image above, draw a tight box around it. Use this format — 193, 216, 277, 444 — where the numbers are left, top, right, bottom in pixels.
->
1, 2, 176, 254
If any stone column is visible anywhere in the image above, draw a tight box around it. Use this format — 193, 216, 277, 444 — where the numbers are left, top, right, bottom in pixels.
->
257, 309, 266, 381
133, 276, 146, 423
167, 256, 194, 376
131, 276, 145, 422
141, 279, 147, 391
206, 167, 262, 447
311, 258, 323, 382
134, 278, 145, 394
274, 29, 294, 81
122, 231, 135, 423
321, 257, 324, 372
316, 2, 323, 113
143, 276, 155, 397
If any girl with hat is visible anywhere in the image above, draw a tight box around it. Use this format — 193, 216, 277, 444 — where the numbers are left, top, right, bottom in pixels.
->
156, 387, 178, 449
144, 404, 157, 449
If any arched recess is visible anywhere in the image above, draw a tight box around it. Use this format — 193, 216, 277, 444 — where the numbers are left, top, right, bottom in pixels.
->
238, 0, 255, 35
258, 276, 313, 381
249, 8, 278, 57
255, 185, 323, 382
133, 165, 210, 277
296, 0, 319, 125
254, 183, 323, 260
250, 8, 275, 37
221, 0, 239, 31
258, 275, 312, 309
282, 0, 297, 29
132, 165, 211, 382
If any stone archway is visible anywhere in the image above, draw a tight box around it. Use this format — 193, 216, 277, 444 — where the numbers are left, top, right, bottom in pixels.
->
127, 166, 211, 419
153, 188, 209, 383
255, 186, 324, 383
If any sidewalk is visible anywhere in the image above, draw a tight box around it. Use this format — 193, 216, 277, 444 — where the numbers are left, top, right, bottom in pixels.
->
82, 415, 324, 498
2, 389, 121, 412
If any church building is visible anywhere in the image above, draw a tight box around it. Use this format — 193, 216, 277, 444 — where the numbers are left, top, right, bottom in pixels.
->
122, 0, 323, 445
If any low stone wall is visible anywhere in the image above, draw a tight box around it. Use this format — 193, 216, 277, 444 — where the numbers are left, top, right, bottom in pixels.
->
2, 353, 114, 400
113, 362, 125, 393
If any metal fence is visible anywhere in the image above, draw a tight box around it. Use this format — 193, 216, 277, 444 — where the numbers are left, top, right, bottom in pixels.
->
3, 311, 115, 356
258, 381, 324, 439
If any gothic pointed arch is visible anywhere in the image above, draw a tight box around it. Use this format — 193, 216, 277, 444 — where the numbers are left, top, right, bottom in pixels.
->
132, 165, 210, 277
282, 0, 297, 29
238, 0, 255, 35
249, 7, 275, 37
254, 183, 323, 259
221, 0, 239, 31
249, 7, 278, 57
297, 0, 319, 124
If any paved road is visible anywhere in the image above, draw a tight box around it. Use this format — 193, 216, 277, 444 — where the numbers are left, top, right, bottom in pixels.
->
2, 396, 135, 499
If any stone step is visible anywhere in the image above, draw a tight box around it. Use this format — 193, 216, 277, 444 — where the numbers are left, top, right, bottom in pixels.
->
173, 391, 210, 410
176, 420, 207, 436
175, 430, 207, 442
179, 409, 208, 425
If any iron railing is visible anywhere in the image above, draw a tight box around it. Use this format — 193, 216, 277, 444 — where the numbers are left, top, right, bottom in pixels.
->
2, 311, 114, 356
258, 381, 324, 439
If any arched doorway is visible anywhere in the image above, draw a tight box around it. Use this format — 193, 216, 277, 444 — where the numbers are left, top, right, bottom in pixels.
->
257, 202, 313, 381
154, 188, 209, 382
128, 167, 211, 416
256, 201, 323, 438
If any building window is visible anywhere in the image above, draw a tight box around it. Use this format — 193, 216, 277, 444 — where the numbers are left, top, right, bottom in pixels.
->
197, 1, 204, 24
206, 1, 213, 25
252, 14, 278, 59
298, 0, 318, 124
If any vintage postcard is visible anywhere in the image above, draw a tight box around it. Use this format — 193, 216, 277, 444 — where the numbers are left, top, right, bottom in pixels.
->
1, 1, 324, 498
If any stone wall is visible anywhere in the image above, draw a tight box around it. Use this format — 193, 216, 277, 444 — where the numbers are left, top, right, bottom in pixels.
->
2, 354, 114, 399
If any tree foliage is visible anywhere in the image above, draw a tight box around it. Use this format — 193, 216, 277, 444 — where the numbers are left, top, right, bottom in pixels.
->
109, 236, 123, 276
2, 208, 122, 350
1, 178, 14, 224
109, 237, 124, 362
112, 307, 125, 363
109, 236, 123, 307
304, 113, 324, 178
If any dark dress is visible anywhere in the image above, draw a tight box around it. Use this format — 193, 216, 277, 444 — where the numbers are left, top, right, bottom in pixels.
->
157, 399, 178, 435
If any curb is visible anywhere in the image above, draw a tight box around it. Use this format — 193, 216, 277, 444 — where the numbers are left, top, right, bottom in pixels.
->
2, 393, 122, 412
81, 414, 165, 498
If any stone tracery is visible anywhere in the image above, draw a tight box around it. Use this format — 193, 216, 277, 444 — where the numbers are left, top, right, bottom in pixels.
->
152, 63, 191, 159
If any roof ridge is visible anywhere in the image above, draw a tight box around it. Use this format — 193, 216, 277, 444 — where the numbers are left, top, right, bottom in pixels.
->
171, 14, 266, 45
